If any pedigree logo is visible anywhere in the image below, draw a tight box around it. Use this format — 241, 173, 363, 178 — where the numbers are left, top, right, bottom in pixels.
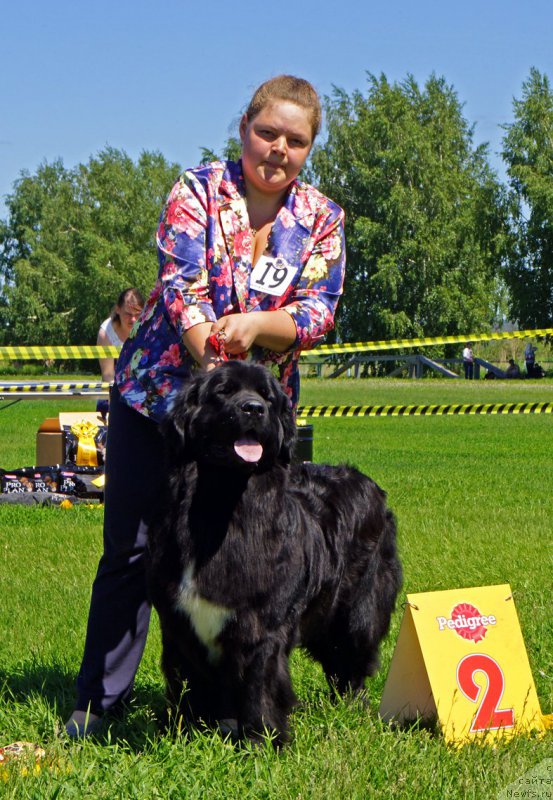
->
436, 602, 497, 643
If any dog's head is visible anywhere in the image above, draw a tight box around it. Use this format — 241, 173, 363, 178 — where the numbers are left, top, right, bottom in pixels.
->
164, 362, 297, 471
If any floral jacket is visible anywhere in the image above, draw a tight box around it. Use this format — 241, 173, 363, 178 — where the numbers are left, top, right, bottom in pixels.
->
116, 159, 345, 421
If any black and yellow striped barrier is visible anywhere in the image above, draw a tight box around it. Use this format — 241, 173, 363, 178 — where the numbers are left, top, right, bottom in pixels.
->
0, 382, 110, 393
0, 346, 118, 360
0, 386, 550, 416
307, 328, 553, 356
296, 402, 553, 418
0, 328, 551, 360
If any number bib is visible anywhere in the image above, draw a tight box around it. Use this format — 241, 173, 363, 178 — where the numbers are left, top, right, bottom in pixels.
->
249, 255, 297, 297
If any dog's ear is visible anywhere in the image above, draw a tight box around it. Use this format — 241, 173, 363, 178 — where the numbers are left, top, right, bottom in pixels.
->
162, 374, 202, 463
276, 387, 298, 466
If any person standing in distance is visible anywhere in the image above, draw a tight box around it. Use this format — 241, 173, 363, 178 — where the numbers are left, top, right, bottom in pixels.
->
462, 343, 474, 380
524, 342, 537, 377
65, 75, 346, 736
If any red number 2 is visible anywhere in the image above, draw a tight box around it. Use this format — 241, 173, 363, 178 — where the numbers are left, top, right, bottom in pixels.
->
457, 654, 515, 732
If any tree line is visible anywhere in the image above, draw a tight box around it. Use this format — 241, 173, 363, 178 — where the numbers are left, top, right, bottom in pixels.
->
0, 68, 551, 348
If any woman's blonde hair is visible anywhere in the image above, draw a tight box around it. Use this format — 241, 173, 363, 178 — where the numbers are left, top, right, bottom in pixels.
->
246, 75, 322, 139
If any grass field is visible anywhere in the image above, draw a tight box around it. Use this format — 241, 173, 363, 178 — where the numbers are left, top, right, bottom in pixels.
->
0, 377, 551, 799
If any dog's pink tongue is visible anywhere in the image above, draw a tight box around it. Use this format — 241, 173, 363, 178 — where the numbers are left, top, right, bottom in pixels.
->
234, 438, 263, 463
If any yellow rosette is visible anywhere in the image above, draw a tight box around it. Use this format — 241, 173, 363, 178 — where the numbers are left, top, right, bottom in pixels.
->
70, 420, 99, 466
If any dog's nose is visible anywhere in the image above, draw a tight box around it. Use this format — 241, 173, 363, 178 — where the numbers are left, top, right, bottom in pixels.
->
241, 399, 265, 417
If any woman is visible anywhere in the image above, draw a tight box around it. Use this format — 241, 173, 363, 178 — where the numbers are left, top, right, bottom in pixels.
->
96, 287, 145, 383
66, 75, 346, 736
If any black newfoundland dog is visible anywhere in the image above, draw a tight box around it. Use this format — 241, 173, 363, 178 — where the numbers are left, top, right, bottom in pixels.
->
147, 361, 401, 746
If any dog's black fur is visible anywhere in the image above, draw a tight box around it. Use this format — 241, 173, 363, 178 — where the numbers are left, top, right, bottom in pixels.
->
147, 361, 401, 745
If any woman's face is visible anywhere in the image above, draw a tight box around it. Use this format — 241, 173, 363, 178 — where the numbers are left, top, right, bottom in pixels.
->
117, 298, 142, 338
239, 100, 313, 197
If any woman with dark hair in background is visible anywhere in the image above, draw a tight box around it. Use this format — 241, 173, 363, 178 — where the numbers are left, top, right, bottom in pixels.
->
96, 288, 145, 383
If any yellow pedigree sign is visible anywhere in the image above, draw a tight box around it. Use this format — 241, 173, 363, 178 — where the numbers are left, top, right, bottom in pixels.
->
379, 584, 549, 746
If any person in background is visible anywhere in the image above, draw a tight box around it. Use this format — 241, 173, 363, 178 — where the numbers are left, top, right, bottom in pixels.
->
97, 288, 145, 383
96, 288, 145, 418
524, 342, 537, 377
65, 75, 346, 737
462, 343, 474, 380
505, 358, 521, 379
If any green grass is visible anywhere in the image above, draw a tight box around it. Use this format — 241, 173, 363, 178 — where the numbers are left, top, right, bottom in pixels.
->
0, 378, 551, 798
300, 374, 553, 405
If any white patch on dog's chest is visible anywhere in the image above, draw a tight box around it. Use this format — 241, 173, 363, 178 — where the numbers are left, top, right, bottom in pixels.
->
175, 562, 234, 662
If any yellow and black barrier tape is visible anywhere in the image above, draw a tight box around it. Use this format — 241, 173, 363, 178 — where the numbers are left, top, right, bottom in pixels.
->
0, 382, 110, 393
0, 346, 119, 360
307, 328, 553, 356
296, 402, 553, 418
0, 328, 552, 360
0, 388, 550, 416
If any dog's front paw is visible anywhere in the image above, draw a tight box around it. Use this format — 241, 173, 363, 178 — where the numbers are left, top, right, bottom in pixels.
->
217, 718, 239, 741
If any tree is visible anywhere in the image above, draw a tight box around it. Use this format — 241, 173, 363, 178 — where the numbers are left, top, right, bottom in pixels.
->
502, 68, 553, 327
0, 159, 80, 345
200, 136, 242, 165
0, 148, 181, 346
311, 74, 507, 344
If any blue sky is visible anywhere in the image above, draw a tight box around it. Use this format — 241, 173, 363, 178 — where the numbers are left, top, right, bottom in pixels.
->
2, 0, 552, 217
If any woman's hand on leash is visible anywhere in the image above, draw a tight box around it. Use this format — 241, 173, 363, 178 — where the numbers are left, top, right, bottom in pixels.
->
212, 311, 296, 355
211, 314, 261, 355
182, 322, 227, 370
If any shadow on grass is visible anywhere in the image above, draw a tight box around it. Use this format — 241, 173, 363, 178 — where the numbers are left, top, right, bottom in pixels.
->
0, 661, 168, 750
0, 660, 416, 751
